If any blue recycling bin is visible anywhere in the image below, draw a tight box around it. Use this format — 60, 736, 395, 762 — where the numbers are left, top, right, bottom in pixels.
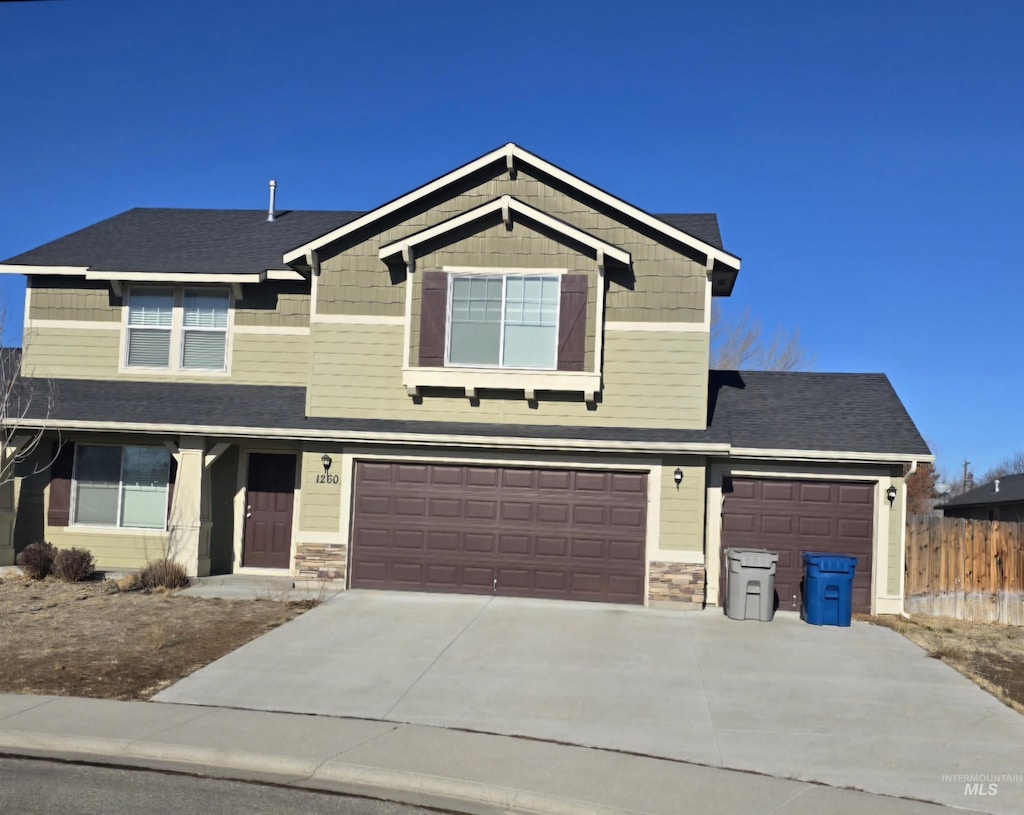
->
802, 553, 858, 627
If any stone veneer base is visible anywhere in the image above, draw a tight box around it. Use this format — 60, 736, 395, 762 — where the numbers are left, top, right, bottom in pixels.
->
295, 542, 347, 581
648, 561, 705, 608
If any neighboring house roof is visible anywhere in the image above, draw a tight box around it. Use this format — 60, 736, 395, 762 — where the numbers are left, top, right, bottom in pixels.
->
1, 207, 724, 276
708, 370, 932, 458
940, 473, 1024, 509
11, 371, 931, 460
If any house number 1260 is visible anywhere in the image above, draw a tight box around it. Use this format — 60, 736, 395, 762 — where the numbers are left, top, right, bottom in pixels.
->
316, 473, 339, 485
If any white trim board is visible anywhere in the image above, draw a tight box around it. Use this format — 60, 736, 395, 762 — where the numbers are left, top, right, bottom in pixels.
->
378, 195, 632, 267
233, 324, 309, 335
24, 319, 120, 332
605, 321, 708, 333
310, 314, 405, 325
0, 265, 306, 283
284, 144, 741, 272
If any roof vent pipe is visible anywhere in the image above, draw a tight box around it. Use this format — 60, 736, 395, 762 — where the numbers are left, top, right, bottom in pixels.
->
267, 180, 277, 222
995, 479, 1000, 493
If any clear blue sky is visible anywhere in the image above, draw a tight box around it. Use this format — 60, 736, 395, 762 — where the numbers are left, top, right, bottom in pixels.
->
1, 0, 1021, 481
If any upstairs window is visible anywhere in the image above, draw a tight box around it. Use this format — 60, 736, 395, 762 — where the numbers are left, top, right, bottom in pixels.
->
125, 287, 230, 372
447, 275, 560, 369
182, 289, 229, 369
126, 289, 173, 368
418, 271, 587, 373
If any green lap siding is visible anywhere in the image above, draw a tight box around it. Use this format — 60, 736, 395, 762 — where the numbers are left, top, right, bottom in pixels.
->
299, 449, 343, 534
888, 471, 905, 596
307, 323, 709, 429
659, 457, 707, 553
21, 326, 308, 386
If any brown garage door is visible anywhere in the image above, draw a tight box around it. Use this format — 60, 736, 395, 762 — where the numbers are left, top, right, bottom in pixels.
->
721, 478, 874, 614
350, 461, 647, 604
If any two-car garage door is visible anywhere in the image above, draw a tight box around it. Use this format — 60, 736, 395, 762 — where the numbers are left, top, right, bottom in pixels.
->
350, 461, 647, 604
721, 477, 875, 614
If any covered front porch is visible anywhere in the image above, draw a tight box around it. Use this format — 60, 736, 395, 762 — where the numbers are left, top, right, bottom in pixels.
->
2, 432, 346, 580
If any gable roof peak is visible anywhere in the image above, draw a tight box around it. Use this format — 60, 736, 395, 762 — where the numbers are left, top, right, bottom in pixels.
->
283, 145, 741, 276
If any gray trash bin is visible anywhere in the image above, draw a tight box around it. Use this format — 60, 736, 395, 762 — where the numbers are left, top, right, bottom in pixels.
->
726, 548, 779, 621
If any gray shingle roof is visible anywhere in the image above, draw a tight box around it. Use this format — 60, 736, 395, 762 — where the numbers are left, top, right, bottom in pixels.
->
655, 214, 723, 250
941, 473, 1024, 508
707, 370, 931, 456
3, 209, 362, 275
21, 378, 723, 446
15, 370, 929, 458
4, 208, 724, 274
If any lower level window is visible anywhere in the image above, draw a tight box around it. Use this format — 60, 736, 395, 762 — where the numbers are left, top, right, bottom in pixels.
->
73, 445, 170, 529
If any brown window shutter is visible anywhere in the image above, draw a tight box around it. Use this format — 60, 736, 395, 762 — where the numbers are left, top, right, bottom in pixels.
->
557, 274, 588, 371
418, 271, 449, 367
166, 455, 178, 527
47, 441, 75, 528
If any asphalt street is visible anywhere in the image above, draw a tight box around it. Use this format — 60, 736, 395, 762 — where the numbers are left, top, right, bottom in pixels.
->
0, 757, 439, 815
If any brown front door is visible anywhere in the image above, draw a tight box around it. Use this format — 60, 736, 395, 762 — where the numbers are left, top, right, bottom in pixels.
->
350, 462, 647, 604
243, 453, 296, 569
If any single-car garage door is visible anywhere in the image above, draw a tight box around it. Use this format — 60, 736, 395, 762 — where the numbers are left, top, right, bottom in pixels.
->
350, 461, 647, 604
721, 478, 874, 614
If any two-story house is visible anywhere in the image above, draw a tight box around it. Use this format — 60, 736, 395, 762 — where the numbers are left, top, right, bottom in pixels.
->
0, 144, 931, 614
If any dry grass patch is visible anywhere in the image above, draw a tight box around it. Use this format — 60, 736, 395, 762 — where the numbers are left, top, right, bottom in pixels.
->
865, 614, 1024, 715
0, 574, 313, 700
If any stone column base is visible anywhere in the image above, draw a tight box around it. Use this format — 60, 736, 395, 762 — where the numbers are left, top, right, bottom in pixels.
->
295, 542, 348, 581
649, 562, 706, 609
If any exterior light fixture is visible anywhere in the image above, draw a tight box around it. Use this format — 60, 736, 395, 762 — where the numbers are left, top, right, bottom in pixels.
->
886, 485, 897, 507
321, 454, 333, 475
673, 468, 683, 488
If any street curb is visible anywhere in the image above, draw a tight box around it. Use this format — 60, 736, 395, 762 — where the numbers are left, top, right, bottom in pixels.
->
0, 730, 638, 815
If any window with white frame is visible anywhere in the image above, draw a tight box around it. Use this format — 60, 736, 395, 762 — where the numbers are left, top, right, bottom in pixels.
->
73, 445, 171, 530
447, 274, 559, 369
125, 287, 229, 371
182, 289, 229, 369
126, 288, 174, 367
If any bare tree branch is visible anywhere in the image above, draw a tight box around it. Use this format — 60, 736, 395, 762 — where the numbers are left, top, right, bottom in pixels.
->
1, 322, 58, 486
710, 302, 814, 371
980, 451, 1024, 483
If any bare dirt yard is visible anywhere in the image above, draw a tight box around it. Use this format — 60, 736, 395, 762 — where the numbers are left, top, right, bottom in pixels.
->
866, 614, 1024, 714
0, 575, 312, 700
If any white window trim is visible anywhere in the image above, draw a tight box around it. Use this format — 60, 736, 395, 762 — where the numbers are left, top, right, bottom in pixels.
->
70, 444, 171, 531
120, 286, 234, 376
401, 265, 602, 401
444, 271, 561, 371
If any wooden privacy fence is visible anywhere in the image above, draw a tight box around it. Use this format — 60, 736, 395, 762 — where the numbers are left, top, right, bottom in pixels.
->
905, 515, 1024, 625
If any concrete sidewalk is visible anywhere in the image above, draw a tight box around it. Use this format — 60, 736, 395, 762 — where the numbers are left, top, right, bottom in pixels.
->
0, 694, 995, 815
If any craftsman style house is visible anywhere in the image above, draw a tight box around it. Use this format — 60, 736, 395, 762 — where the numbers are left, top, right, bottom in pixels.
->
0, 144, 931, 614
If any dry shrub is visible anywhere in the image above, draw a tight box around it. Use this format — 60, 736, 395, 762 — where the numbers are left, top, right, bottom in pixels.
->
929, 643, 968, 662
115, 575, 140, 592
138, 558, 190, 591
16, 542, 57, 580
52, 548, 96, 582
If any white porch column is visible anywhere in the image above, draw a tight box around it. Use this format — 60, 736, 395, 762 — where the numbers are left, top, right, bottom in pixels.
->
166, 436, 213, 577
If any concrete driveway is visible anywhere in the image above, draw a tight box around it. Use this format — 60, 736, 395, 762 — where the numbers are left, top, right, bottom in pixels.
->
155, 591, 1024, 813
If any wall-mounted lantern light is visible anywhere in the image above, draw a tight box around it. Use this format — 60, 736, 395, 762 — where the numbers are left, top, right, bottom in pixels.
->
321, 454, 333, 475
886, 485, 897, 507
673, 468, 683, 489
